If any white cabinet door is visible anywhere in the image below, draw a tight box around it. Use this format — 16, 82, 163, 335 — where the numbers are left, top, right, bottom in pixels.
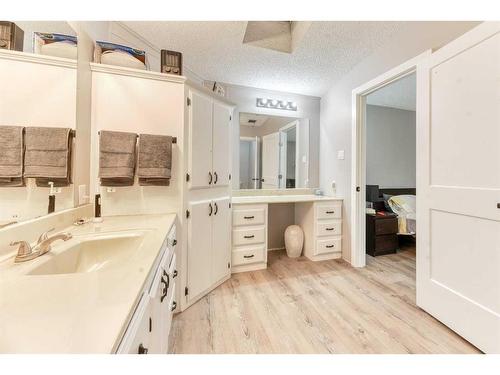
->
212, 102, 231, 187
188, 91, 213, 189
262, 132, 280, 189
127, 298, 152, 354
187, 199, 213, 302
212, 197, 231, 283
417, 22, 500, 353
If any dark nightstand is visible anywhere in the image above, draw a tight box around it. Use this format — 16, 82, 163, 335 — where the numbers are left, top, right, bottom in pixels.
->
366, 213, 399, 256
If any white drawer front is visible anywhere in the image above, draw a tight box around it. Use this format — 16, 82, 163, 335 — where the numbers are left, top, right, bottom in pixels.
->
232, 245, 266, 266
233, 227, 265, 246
315, 238, 342, 256
316, 221, 342, 237
315, 203, 342, 220
233, 208, 266, 226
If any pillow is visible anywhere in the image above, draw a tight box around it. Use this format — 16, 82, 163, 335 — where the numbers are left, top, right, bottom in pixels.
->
382, 193, 393, 212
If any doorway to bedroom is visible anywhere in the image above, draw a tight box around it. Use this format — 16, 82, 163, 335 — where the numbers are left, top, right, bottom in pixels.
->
363, 72, 417, 265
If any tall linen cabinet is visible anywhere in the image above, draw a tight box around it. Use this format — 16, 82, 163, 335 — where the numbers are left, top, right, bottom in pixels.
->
181, 85, 234, 309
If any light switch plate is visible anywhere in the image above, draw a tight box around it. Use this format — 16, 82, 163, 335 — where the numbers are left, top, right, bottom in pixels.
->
337, 150, 345, 160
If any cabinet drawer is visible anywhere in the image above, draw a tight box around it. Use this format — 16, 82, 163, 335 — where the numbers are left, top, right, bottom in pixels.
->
315, 238, 342, 256
232, 246, 265, 266
233, 227, 265, 246
375, 218, 398, 235
233, 208, 266, 227
375, 234, 398, 252
315, 203, 342, 220
316, 221, 342, 237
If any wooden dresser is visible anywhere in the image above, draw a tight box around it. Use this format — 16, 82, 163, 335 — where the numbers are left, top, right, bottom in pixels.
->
366, 213, 399, 256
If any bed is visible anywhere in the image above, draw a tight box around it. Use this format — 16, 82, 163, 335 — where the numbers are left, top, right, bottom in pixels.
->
367, 186, 417, 236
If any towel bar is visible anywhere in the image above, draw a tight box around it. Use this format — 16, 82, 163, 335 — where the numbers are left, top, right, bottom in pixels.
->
97, 131, 176, 144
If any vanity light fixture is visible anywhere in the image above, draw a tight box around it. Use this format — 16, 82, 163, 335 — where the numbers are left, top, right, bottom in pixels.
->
256, 97, 298, 111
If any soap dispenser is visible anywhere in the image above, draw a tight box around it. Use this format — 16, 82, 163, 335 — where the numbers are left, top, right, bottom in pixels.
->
93, 184, 103, 223
48, 181, 56, 214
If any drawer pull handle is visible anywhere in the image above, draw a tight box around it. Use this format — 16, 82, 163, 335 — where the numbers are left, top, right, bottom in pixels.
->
171, 301, 177, 311
326, 211, 335, 214
326, 244, 334, 248
244, 235, 255, 239
244, 216, 255, 219
172, 239, 177, 246
325, 228, 334, 231
208, 172, 213, 185
244, 254, 255, 259
172, 269, 178, 278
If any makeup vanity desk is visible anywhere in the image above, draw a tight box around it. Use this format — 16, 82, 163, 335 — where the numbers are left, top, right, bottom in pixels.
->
231, 192, 343, 273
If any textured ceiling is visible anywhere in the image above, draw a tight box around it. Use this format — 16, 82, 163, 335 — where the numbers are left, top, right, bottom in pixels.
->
240, 112, 269, 127
366, 73, 416, 111
122, 21, 409, 96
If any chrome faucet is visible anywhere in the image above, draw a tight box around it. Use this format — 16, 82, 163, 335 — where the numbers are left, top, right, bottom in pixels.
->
10, 228, 72, 263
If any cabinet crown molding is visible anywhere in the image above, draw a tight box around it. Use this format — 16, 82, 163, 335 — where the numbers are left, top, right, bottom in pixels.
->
0, 49, 77, 69
90, 62, 187, 84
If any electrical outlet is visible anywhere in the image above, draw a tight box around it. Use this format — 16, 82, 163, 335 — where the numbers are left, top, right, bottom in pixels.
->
53, 187, 62, 194
78, 185, 88, 205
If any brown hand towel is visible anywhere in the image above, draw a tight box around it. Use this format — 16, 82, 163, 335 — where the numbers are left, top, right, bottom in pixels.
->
99, 130, 137, 187
0, 125, 24, 187
137, 134, 172, 186
23, 127, 73, 187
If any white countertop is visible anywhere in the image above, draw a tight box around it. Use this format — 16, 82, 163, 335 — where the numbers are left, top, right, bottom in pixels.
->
0, 214, 176, 353
231, 194, 342, 205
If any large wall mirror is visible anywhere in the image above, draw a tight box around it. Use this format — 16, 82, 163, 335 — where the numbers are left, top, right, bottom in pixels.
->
239, 112, 309, 189
0, 21, 83, 228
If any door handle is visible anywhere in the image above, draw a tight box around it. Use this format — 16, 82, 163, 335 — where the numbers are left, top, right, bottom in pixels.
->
172, 269, 178, 278
171, 301, 177, 312
213, 171, 218, 184
161, 272, 170, 303
497, 203, 500, 209
214, 202, 218, 215
244, 235, 255, 239
208, 172, 213, 185
209, 202, 213, 216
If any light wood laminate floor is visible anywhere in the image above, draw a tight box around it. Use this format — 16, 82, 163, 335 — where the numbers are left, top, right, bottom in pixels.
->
169, 247, 480, 354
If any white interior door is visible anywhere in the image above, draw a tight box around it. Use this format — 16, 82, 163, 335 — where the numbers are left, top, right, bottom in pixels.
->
187, 199, 213, 302
212, 102, 231, 187
261, 132, 280, 189
279, 130, 287, 188
188, 91, 213, 189
212, 197, 231, 283
417, 22, 500, 353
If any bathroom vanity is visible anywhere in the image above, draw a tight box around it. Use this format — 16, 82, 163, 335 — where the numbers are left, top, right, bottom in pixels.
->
231, 191, 343, 273
0, 214, 177, 354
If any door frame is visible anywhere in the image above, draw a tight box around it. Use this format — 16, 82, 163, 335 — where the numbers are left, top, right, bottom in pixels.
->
350, 50, 431, 268
239, 136, 259, 189
279, 120, 300, 189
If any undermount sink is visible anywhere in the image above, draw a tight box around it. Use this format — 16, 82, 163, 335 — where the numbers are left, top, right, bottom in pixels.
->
27, 232, 146, 276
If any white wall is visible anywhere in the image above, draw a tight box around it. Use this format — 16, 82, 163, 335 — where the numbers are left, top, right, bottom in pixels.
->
319, 21, 480, 263
226, 83, 320, 189
366, 105, 416, 188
